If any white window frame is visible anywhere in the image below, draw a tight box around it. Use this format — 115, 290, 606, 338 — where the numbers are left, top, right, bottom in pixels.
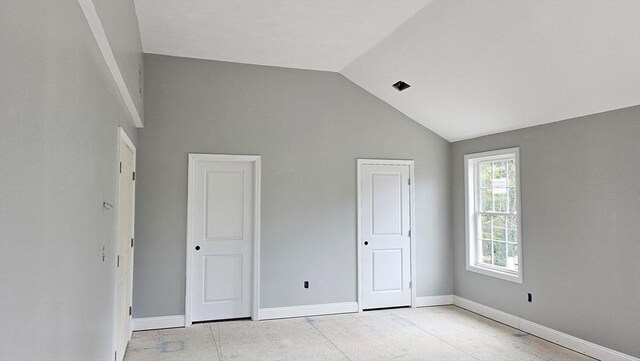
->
464, 147, 523, 283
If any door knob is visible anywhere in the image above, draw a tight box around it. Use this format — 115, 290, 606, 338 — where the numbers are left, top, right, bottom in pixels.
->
364, 241, 369, 246
195, 246, 200, 251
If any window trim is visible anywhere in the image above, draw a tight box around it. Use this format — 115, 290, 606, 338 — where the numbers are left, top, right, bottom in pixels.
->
464, 147, 523, 284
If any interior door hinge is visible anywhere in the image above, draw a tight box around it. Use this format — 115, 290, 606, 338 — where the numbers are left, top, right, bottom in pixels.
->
408, 178, 411, 185
132, 171, 135, 181
119, 162, 122, 174
117, 255, 120, 268
408, 229, 411, 237
129, 306, 132, 316
131, 238, 134, 247
409, 281, 412, 289
115, 351, 117, 361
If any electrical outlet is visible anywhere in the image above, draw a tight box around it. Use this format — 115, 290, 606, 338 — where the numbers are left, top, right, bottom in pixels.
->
527, 293, 532, 302
304, 281, 309, 289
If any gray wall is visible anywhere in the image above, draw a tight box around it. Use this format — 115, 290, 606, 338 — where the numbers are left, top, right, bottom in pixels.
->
134, 54, 452, 317
0, 1, 141, 360
452, 106, 640, 357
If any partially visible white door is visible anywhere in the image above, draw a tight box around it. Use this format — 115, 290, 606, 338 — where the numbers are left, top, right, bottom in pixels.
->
115, 134, 135, 361
360, 163, 411, 310
189, 158, 254, 321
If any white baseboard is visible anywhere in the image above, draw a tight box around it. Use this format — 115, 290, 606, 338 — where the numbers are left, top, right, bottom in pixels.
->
132, 315, 185, 331
258, 302, 358, 321
453, 296, 639, 361
415, 295, 453, 307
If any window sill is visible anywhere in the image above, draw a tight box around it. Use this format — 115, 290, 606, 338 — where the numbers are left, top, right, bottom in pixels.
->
466, 263, 522, 284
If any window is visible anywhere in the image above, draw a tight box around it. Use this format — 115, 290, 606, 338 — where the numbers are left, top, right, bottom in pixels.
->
464, 148, 522, 283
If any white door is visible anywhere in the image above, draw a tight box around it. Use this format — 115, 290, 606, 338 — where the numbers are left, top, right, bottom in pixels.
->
115, 136, 135, 361
360, 163, 412, 310
189, 157, 254, 322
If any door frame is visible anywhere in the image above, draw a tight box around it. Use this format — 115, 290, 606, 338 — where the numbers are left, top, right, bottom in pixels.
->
185, 154, 261, 326
113, 127, 136, 359
356, 159, 416, 312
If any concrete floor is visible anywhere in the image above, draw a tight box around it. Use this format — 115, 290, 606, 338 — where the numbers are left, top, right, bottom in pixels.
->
124, 306, 594, 361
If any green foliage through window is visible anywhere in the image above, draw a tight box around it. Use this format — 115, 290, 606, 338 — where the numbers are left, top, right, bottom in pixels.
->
477, 158, 518, 270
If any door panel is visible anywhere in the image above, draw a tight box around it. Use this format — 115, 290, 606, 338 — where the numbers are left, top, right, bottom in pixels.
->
204, 254, 243, 302
190, 159, 253, 321
372, 173, 403, 235
372, 249, 404, 292
361, 163, 411, 310
205, 171, 244, 240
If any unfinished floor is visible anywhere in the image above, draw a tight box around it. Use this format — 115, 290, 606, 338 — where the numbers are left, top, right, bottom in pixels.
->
125, 306, 594, 361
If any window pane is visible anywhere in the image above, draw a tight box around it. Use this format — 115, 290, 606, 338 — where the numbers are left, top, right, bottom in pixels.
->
482, 240, 492, 264
492, 216, 505, 241
506, 215, 518, 243
507, 243, 518, 259
493, 241, 507, 267
507, 243, 518, 271
507, 159, 516, 187
491, 216, 506, 229
508, 187, 517, 213
481, 215, 492, 239
493, 161, 506, 179
490, 161, 508, 213
495, 192, 508, 212
481, 188, 493, 212
480, 161, 492, 188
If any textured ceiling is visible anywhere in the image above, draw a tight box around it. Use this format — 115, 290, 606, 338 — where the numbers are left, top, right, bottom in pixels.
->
135, 0, 640, 141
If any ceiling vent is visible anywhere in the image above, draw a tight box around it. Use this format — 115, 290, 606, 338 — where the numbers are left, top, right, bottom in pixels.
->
392, 81, 411, 91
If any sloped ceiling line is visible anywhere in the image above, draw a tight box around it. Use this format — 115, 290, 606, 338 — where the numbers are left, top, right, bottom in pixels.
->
134, 0, 640, 141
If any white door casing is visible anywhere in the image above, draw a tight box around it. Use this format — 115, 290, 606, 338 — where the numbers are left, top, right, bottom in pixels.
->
186, 154, 261, 324
357, 159, 415, 311
115, 128, 135, 361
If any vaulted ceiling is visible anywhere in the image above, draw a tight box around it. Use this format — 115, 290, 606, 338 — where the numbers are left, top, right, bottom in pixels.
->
134, 1, 429, 71
134, 0, 640, 141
